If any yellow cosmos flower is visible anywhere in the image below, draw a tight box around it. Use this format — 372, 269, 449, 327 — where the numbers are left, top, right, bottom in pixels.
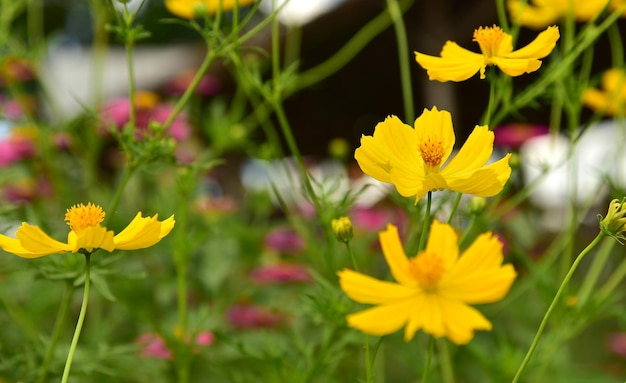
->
338, 221, 516, 344
508, 0, 626, 29
414, 25, 559, 82
0, 203, 175, 258
165, 0, 255, 19
354, 107, 512, 203
582, 68, 626, 116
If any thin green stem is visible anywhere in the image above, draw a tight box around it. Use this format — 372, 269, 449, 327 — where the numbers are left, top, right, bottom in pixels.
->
61, 254, 92, 383
421, 336, 435, 383
511, 232, 605, 383
483, 74, 496, 127
386, 0, 414, 122
344, 242, 359, 273
446, 193, 463, 224
125, 31, 137, 131
576, 234, 615, 308
36, 283, 75, 383
608, 22, 624, 68
437, 338, 455, 383
417, 192, 432, 252
596, 247, 626, 304
105, 164, 135, 224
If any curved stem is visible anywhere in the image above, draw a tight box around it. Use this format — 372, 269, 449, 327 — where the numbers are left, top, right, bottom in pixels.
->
105, 164, 135, 224
511, 232, 605, 383
61, 254, 92, 383
386, 0, 414, 122
446, 193, 462, 224
421, 336, 435, 383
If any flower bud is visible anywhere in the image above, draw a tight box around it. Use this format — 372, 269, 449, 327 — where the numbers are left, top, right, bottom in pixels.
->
599, 198, 626, 241
332, 216, 353, 243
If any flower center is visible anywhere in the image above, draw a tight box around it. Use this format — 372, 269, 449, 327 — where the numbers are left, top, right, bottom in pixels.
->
408, 251, 445, 291
65, 203, 106, 233
473, 25, 505, 58
134, 91, 159, 110
419, 139, 445, 169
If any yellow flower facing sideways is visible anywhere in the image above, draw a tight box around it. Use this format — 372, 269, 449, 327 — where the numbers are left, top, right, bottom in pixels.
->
414, 25, 559, 82
0, 203, 175, 258
582, 68, 626, 116
355, 107, 512, 203
165, 0, 255, 19
508, 0, 626, 29
338, 221, 517, 344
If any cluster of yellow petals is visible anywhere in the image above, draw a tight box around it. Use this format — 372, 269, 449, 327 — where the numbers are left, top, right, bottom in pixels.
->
338, 221, 517, 344
165, 0, 256, 19
414, 25, 559, 82
0, 203, 175, 258
508, 0, 626, 29
355, 107, 512, 203
582, 68, 626, 116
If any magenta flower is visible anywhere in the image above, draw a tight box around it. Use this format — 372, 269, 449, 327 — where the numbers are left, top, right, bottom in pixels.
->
350, 206, 406, 232
0, 57, 35, 87
226, 303, 286, 330
609, 332, 626, 359
0, 131, 36, 168
494, 123, 549, 149
249, 263, 313, 284
164, 70, 221, 96
264, 227, 305, 254
99, 92, 191, 141
136, 333, 172, 360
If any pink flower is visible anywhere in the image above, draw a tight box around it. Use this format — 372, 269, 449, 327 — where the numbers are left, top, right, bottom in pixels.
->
136, 333, 172, 360
99, 92, 191, 141
494, 123, 549, 149
0, 57, 35, 87
164, 70, 221, 96
0, 131, 36, 168
264, 227, 305, 254
350, 206, 406, 232
226, 303, 286, 330
249, 263, 313, 284
609, 332, 626, 359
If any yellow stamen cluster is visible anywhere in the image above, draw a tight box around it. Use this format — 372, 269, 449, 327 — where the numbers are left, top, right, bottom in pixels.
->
419, 139, 445, 169
473, 25, 505, 58
133, 91, 160, 110
65, 203, 106, 233
409, 252, 445, 290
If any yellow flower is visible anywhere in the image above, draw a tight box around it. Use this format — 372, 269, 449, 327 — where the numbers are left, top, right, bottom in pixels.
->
414, 25, 559, 82
0, 203, 175, 258
165, 0, 255, 19
582, 68, 626, 116
508, 0, 626, 29
338, 221, 516, 344
354, 107, 512, 203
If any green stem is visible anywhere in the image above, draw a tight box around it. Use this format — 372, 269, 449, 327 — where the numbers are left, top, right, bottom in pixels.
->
576, 235, 615, 308
386, 0, 414, 122
446, 193, 462, 224
421, 336, 435, 383
36, 283, 75, 383
104, 164, 135, 224
61, 254, 92, 383
511, 232, 605, 383
607, 22, 624, 68
417, 192, 432, 252
596, 247, 626, 304
125, 29, 137, 131
437, 338, 455, 383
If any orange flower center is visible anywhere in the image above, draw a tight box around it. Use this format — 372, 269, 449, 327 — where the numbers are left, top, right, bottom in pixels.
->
408, 251, 445, 291
473, 25, 505, 58
65, 203, 106, 233
419, 139, 445, 169
134, 91, 159, 110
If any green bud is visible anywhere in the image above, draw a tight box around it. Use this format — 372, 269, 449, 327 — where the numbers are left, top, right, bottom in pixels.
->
332, 216, 353, 243
598, 198, 626, 242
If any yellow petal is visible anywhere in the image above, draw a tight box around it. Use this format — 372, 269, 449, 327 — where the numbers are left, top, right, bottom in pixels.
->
413, 107, 456, 166
346, 299, 415, 337
113, 213, 173, 250
415, 43, 484, 82
507, 0, 562, 29
404, 294, 444, 341
424, 220, 459, 269
354, 116, 419, 184
442, 125, 494, 177
68, 226, 115, 253
493, 57, 542, 77
379, 224, 417, 286
158, 215, 176, 239
164, 0, 196, 19
505, 26, 560, 59
446, 154, 512, 197
441, 232, 517, 304
338, 269, 418, 304
437, 298, 492, 344
0, 233, 55, 258
389, 169, 435, 202
15, 224, 71, 256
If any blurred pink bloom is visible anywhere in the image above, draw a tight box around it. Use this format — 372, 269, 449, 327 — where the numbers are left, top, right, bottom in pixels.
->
193, 195, 239, 215
164, 70, 221, 96
226, 303, 286, 330
264, 227, 305, 254
494, 123, 549, 149
609, 332, 626, 358
3, 177, 52, 203
100, 92, 191, 141
0, 132, 36, 168
249, 263, 313, 284
350, 206, 406, 232
136, 331, 215, 360
136, 333, 172, 360
0, 57, 35, 87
